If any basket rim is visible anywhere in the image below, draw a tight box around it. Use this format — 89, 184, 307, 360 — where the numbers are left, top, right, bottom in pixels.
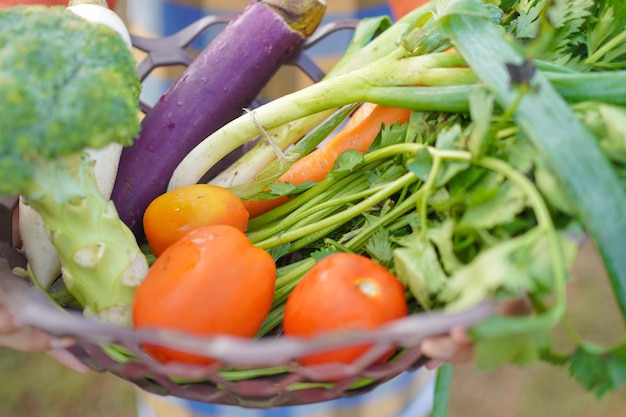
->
0, 257, 496, 407
0, 258, 497, 370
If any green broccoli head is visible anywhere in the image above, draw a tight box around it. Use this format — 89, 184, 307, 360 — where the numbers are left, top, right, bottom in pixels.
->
0, 5, 141, 195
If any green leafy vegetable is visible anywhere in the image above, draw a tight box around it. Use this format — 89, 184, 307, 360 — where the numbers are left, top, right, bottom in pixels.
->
394, 239, 447, 310
235, 0, 626, 397
249, 2, 626, 403
569, 342, 626, 397
439, 0, 626, 333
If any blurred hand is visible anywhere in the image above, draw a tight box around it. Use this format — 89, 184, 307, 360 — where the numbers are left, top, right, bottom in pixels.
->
421, 326, 474, 370
0, 292, 90, 373
421, 298, 532, 369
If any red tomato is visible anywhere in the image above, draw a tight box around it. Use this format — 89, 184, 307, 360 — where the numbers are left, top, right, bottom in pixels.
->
283, 252, 408, 367
132, 225, 276, 365
143, 184, 249, 257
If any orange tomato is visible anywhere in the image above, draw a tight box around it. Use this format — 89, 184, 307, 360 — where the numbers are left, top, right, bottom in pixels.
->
143, 184, 249, 257
132, 224, 276, 365
283, 252, 408, 367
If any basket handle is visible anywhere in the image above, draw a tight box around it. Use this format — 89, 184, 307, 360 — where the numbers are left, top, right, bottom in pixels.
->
132, 18, 359, 113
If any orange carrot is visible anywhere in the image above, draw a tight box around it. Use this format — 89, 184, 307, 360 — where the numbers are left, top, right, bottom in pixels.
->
243, 103, 412, 218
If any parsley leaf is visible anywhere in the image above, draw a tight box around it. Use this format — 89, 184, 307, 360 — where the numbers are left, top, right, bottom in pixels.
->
330, 149, 363, 174
368, 120, 409, 151
510, 0, 597, 68
394, 238, 448, 310
586, 0, 626, 69
365, 227, 394, 266
252, 181, 317, 200
439, 230, 541, 310
457, 180, 528, 231
569, 342, 626, 397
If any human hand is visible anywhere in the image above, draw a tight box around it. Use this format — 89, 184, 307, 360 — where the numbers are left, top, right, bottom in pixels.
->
0, 292, 90, 373
421, 298, 532, 369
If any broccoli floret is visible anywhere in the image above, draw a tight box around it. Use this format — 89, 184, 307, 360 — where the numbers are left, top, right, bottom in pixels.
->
0, 5, 141, 194
0, 6, 147, 325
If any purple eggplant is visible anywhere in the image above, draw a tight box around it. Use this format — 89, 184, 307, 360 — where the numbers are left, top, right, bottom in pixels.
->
111, 0, 326, 235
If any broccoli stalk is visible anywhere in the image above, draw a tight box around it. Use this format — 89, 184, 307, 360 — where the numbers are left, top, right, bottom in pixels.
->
0, 6, 146, 325
25, 153, 148, 324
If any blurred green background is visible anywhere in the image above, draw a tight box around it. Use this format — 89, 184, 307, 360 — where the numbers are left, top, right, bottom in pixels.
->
2, 241, 626, 417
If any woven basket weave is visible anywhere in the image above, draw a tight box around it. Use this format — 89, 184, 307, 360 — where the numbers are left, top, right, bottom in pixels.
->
0, 17, 497, 408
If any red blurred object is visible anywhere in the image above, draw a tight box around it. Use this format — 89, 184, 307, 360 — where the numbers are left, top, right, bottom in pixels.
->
387, 0, 429, 19
0, 0, 117, 9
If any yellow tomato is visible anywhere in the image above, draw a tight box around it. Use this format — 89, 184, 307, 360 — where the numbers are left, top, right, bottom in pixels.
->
143, 184, 249, 257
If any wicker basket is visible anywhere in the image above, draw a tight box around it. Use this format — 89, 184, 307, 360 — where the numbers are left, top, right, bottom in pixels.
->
0, 17, 497, 408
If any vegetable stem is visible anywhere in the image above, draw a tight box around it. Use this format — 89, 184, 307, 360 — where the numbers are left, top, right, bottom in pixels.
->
25, 153, 148, 325
432, 364, 454, 417
254, 172, 419, 250
585, 30, 626, 67
475, 156, 567, 325
345, 189, 420, 251
418, 153, 443, 241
